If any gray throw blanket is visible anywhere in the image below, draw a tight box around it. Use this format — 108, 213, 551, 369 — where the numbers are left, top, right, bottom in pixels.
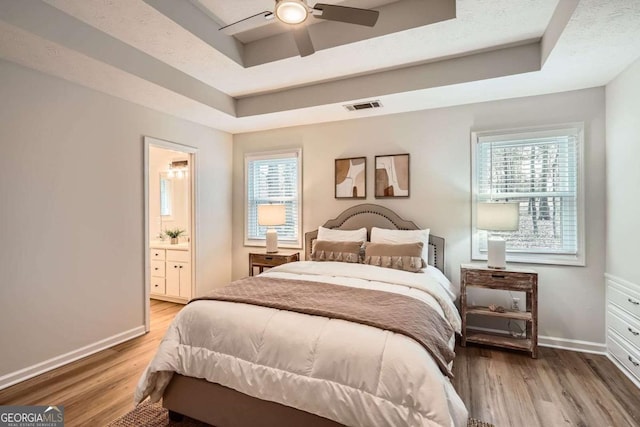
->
190, 276, 455, 377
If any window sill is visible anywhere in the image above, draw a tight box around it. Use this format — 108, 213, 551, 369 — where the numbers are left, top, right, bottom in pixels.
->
244, 241, 303, 250
472, 252, 585, 267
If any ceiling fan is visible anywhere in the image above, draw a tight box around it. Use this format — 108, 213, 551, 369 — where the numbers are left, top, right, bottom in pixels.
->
219, 0, 380, 57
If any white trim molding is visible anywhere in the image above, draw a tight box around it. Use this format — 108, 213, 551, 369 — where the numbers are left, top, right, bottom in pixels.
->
466, 326, 606, 354
144, 136, 198, 332
0, 326, 145, 391
538, 335, 606, 354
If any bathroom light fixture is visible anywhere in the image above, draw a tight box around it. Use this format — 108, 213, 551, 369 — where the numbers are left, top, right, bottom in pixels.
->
477, 202, 520, 269
167, 160, 188, 180
275, 0, 308, 24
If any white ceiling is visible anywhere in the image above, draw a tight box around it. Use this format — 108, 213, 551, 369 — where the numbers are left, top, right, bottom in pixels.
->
1, 0, 639, 134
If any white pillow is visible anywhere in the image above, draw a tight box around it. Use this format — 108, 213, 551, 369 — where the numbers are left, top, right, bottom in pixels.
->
317, 226, 367, 242
370, 227, 430, 261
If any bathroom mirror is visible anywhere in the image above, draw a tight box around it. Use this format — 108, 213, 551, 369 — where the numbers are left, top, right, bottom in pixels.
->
158, 171, 190, 233
160, 176, 173, 217
160, 175, 172, 217
149, 144, 193, 246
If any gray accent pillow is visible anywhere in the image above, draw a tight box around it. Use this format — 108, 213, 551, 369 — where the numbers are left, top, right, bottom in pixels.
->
310, 240, 363, 263
363, 242, 426, 273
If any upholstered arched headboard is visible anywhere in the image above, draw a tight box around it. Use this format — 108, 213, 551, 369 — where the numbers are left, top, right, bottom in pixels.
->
304, 204, 445, 273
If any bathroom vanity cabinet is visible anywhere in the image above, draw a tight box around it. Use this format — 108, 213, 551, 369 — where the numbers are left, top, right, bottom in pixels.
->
150, 244, 191, 303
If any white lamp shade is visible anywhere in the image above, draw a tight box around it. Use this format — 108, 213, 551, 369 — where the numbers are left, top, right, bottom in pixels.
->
477, 202, 520, 231
258, 204, 286, 226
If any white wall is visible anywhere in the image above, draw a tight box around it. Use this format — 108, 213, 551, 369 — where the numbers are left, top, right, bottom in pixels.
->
606, 57, 640, 286
0, 59, 232, 384
232, 88, 606, 349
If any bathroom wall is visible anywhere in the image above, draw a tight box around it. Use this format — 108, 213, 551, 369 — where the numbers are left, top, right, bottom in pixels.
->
149, 146, 190, 242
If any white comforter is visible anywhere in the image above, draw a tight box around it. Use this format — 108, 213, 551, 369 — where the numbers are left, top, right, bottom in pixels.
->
135, 262, 468, 427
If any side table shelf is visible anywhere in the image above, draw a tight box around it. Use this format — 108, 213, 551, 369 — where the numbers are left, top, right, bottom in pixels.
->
249, 252, 300, 276
460, 264, 538, 358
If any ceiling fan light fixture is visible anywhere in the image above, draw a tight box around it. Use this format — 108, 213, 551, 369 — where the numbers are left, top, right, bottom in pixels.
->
275, 0, 308, 24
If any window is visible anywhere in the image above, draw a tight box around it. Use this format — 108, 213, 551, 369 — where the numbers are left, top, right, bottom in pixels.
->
471, 124, 584, 265
245, 149, 302, 248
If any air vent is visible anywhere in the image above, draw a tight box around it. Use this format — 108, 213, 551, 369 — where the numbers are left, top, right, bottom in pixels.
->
343, 100, 383, 111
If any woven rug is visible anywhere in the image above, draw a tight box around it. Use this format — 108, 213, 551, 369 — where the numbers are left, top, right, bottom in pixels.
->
107, 401, 494, 427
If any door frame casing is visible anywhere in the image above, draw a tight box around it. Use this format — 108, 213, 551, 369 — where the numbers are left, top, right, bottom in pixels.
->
143, 136, 198, 332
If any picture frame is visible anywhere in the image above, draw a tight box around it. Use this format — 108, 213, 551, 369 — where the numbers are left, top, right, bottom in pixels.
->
375, 153, 410, 198
335, 157, 366, 199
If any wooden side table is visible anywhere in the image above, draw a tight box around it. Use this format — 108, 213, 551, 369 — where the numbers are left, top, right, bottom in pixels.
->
460, 264, 538, 358
249, 252, 300, 276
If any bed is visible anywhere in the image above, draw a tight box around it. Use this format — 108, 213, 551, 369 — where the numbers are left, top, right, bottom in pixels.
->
134, 204, 467, 427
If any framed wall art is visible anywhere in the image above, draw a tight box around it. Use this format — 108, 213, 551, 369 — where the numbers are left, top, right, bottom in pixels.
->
375, 153, 409, 198
335, 157, 366, 199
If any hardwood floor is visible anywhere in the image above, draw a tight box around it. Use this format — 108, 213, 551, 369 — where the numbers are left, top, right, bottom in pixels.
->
453, 345, 640, 427
0, 299, 183, 426
1, 300, 639, 426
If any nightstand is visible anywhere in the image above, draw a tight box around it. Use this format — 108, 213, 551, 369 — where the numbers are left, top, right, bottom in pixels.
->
249, 252, 300, 276
460, 264, 538, 358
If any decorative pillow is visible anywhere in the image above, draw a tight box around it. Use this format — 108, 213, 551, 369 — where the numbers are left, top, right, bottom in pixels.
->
317, 226, 367, 242
363, 242, 426, 273
311, 240, 363, 263
370, 227, 430, 261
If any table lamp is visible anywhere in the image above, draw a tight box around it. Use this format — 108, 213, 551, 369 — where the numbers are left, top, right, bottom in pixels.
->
258, 204, 286, 253
477, 202, 520, 269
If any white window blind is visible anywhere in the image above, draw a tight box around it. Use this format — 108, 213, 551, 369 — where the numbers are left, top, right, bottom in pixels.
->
245, 149, 302, 247
472, 125, 584, 265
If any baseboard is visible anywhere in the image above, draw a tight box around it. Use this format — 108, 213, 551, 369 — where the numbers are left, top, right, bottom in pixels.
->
538, 334, 606, 354
466, 326, 606, 354
0, 326, 145, 391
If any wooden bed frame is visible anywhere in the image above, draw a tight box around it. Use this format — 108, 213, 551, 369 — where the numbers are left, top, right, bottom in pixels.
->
163, 203, 445, 426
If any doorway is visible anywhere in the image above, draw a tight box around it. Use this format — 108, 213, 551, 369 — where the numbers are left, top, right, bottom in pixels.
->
144, 136, 197, 331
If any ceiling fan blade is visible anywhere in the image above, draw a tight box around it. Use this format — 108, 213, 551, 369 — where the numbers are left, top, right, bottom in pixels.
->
219, 11, 274, 36
292, 25, 315, 57
312, 4, 379, 27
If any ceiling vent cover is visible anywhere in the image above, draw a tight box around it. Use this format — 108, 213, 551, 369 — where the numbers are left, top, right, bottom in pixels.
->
344, 100, 383, 111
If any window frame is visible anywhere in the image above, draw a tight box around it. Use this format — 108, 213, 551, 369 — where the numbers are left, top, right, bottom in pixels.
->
471, 123, 586, 266
244, 148, 303, 249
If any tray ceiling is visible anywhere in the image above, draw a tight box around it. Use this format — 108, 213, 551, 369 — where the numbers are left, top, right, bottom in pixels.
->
1, 0, 639, 133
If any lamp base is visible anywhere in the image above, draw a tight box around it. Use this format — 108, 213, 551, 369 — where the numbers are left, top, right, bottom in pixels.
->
265, 228, 279, 253
487, 237, 506, 269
